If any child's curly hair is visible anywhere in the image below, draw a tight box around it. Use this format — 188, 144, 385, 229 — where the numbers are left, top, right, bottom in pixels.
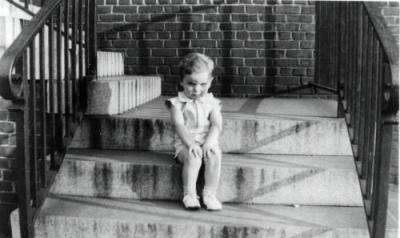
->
178, 53, 215, 80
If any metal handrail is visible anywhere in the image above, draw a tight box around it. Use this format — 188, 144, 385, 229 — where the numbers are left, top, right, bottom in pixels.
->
316, 2, 398, 238
0, 0, 97, 237
0, 0, 62, 100
364, 3, 399, 72
364, 2, 399, 117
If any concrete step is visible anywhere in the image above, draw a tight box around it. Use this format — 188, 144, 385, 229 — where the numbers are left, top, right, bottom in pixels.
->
86, 75, 162, 115
97, 51, 124, 77
50, 149, 363, 206
386, 185, 398, 238
11, 194, 369, 238
71, 97, 353, 155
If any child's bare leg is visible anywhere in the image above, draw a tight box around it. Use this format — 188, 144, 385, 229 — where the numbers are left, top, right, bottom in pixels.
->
177, 148, 202, 208
203, 146, 222, 210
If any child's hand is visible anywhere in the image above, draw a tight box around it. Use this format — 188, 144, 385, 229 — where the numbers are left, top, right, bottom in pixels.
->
202, 143, 217, 160
189, 143, 203, 159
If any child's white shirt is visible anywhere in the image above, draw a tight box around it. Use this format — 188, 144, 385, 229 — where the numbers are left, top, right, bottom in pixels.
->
167, 92, 221, 156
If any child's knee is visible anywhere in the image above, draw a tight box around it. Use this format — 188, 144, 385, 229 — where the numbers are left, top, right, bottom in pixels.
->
186, 153, 202, 167
205, 147, 221, 164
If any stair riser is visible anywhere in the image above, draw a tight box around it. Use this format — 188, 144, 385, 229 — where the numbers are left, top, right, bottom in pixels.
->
31, 216, 369, 238
71, 117, 352, 155
50, 159, 363, 206
12, 209, 372, 238
86, 76, 162, 115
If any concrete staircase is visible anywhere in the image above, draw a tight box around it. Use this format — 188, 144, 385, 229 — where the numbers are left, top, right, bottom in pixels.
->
10, 51, 374, 237
13, 96, 373, 237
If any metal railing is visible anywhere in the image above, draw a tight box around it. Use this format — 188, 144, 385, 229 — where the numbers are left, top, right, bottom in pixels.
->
0, 0, 97, 237
316, 2, 399, 238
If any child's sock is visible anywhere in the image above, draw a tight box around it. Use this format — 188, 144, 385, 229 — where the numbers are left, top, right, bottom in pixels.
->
203, 185, 216, 196
183, 185, 197, 196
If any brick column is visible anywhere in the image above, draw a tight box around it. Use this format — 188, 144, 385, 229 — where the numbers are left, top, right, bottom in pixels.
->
0, 97, 17, 237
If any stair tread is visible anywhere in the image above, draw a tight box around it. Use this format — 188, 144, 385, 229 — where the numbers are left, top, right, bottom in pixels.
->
41, 194, 368, 230
117, 96, 339, 120
66, 149, 356, 170
96, 75, 160, 81
73, 97, 352, 155
52, 148, 363, 205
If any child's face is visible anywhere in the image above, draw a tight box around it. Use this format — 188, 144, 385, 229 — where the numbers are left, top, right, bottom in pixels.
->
181, 71, 212, 100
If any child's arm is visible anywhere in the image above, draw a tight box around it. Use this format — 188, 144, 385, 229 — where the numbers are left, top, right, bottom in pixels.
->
167, 101, 202, 158
203, 106, 223, 156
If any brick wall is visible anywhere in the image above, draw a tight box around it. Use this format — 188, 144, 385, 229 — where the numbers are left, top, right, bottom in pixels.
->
97, 0, 316, 97
0, 97, 16, 237
379, 1, 399, 47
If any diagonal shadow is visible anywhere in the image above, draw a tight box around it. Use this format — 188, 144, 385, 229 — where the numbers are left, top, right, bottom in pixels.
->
230, 169, 325, 202
47, 194, 327, 228
228, 204, 332, 228
233, 120, 320, 153
248, 154, 323, 169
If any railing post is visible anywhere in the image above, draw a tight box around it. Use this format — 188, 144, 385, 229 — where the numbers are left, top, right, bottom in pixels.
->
87, 0, 97, 77
9, 101, 33, 238
371, 117, 394, 238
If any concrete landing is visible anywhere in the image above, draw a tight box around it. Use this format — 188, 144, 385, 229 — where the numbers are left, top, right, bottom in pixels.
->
137, 96, 339, 118
15, 195, 369, 238
50, 149, 363, 206
71, 97, 352, 155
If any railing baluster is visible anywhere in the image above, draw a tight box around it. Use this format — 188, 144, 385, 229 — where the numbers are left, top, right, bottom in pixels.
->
88, 0, 97, 76
85, 0, 90, 72
315, 2, 320, 84
352, 3, 361, 149
319, 2, 328, 87
49, 14, 56, 169
71, 0, 77, 120
349, 3, 356, 133
327, 2, 333, 89
56, 6, 63, 153
366, 38, 381, 200
78, 0, 83, 109
332, 3, 339, 90
39, 27, 46, 189
363, 31, 376, 221
338, 3, 346, 113
29, 41, 38, 207
357, 7, 367, 171
370, 52, 384, 222
353, 3, 362, 164
361, 23, 374, 179
64, 0, 70, 136
344, 3, 350, 112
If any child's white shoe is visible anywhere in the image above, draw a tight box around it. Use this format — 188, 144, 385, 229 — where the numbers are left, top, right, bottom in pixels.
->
183, 194, 201, 210
203, 192, 222, 211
